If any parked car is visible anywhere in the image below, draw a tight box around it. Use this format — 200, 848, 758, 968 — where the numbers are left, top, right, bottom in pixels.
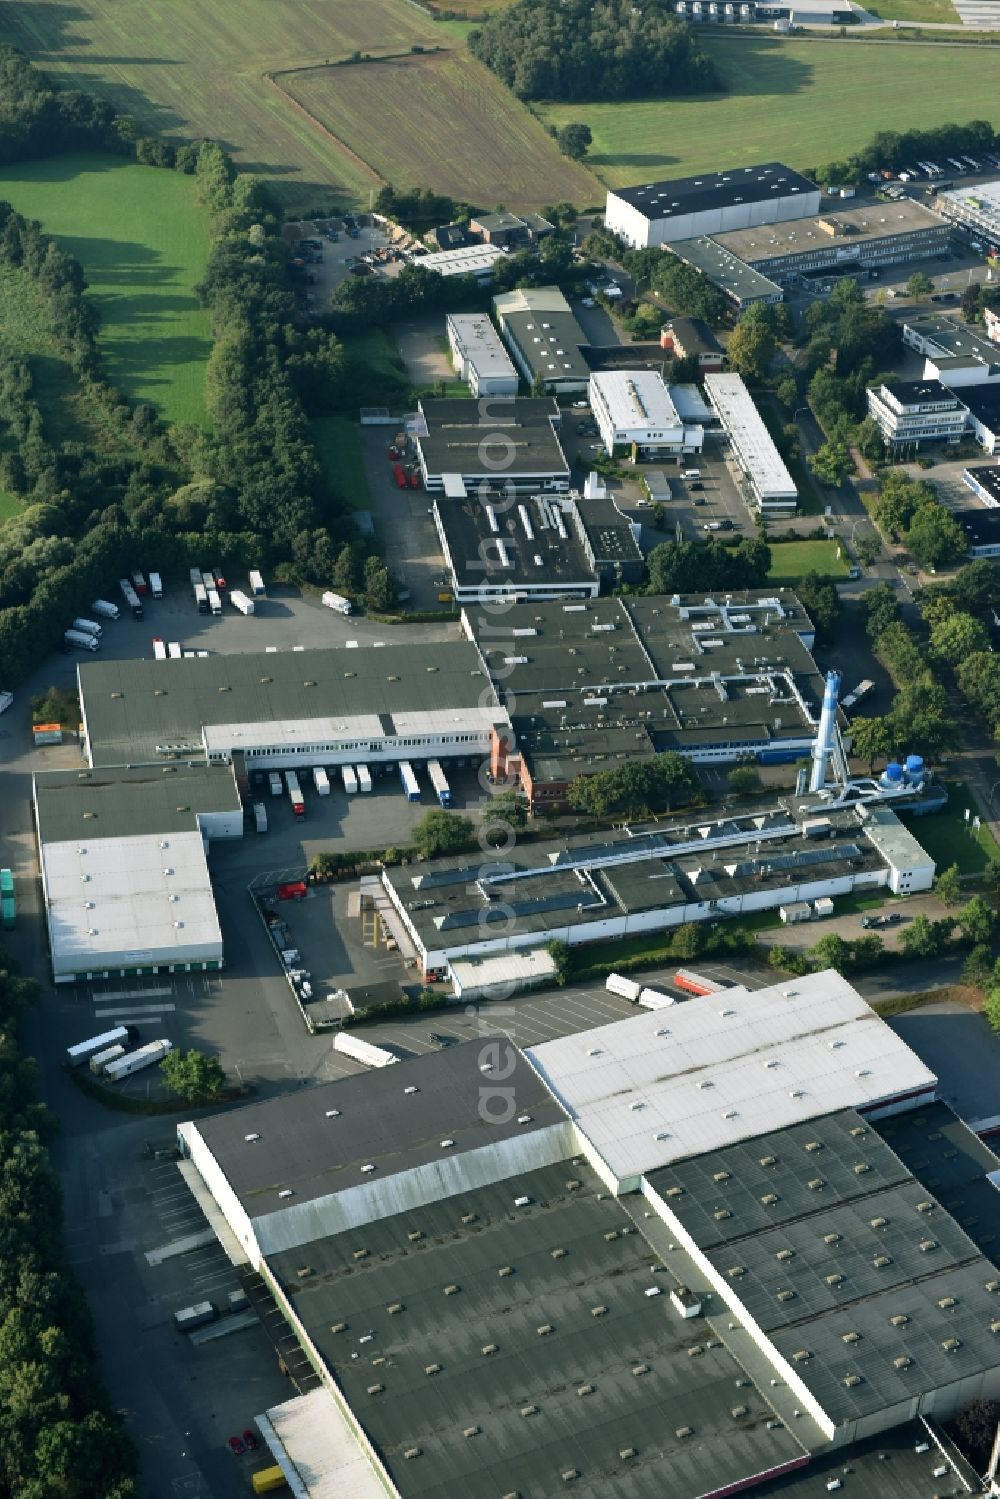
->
883, 912, 903, 925
860, 915, 881, 929
243, 1430, 258, 1451
228, 1436, 246, 1457
572, 400, 589, 409
429, 1032, 457, 1048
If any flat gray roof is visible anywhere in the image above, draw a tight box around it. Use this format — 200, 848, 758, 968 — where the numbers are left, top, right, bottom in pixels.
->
906, 313, 1000, 369
34, 762, 241, 842
79, 642, 493, 766
193, 1043, 566, 1214
502, 309, 592, 384
611, 163, 816, 219
415, 396, 570, 479
875, 1101, 1000, 1260
435, 492, 596, 591
713, 199, 947, 267
647, 1110, 1000, 1428
667, 237, 784, 304
266, 1159, 807, 1499
750, 1421, 978, 1499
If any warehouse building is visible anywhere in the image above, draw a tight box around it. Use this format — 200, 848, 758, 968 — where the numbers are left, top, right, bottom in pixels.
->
934, 179, 1000, 252
413, 243, 508, 281
703, 199, 950, 285
493, 285, 591, 393
954, 507, 1000, 557
659, 316, 724, 372
77, 642, 511, 770
413, 395, 570, 494
963, 464, 1000, 506
432, 487, 643, 604
174, 971, 998, 1497
605, 163, 820, 250
667, 236, 785, 308
464, 591, 825, 804
382, 800, 933, 977
444, 312, 518, 397
588, 369, 704, 456
902, 314, 1000, 388
703, 372, 799, 513
961, 384, 1000, 455
866, 379, 969, 453
33, 763, 237, 983
467, 209, 553, 246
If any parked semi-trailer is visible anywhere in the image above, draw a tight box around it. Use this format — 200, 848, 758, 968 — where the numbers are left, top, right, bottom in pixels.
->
392, 462, 407, 489
313, 767, 331, 796
285, 770, 305, 820
249, 569, 266, 598
64, 629, 99, 651
200, 570, 215, 592
268, 771, 283, 797
149, 571, 164, 599
91, 599, 119, 619
131, 570, 148, 596
167, 641, 182, 659
637, 987, 675, 1010
89, 1044, 126, 1075
0, 868, 14, 931
71, 617, 102, 637
841, 679, 874, 712
673, 969, 727, 997
341, 765, 357, 795
103, 1038, 173, 1082
321, 591, 352, 615
207, 587, 222, 616
231, 589, 254, 615
66, 1025, 136, 1067
189, 567, 203, 590
152, 638, 167, 661
606, 972, 641, 1001
356, 764, 372, 793
333, 1032, 399, 1068
427, 760, 452, 807
399, 761, 420, 802
253, 802, 268, 833
173, 1301, 217, 1332
194, 582, 208, 614
119, 578, 143, 618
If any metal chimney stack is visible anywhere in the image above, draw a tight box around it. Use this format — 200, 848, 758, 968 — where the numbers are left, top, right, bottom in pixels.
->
809, 670, 842, 794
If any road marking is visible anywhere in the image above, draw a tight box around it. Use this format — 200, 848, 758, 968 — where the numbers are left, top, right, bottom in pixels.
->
93, 1004, 174, 1017
91, 986, 174, 1001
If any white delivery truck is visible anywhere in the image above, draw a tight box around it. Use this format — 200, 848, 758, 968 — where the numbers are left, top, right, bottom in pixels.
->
149, 571, 164, 599
89, 1044, 126, 1075
341, 765, 358, 795
268, 771, 283, 797
71, 618, 102, 638
152, 639, 167, 661
103, 1038, 173, 1081
637, 987, 676, 1010
231, 590, 254, 615
91, 599, 120, 620
66, 1025, 135, 1067
249, 569, 266, 598
356, 764, 372, 793
333, 1032, 399, 1068
64, 629, 99, 651
321, 591, 353, 615
312, 767, 331, 796
167, 641, 182, 659
606, 972, 641, 1001
207, 587, 222, 616
253, 802, 268, 833
0, 691, 12, 716
399, 762, 420, 802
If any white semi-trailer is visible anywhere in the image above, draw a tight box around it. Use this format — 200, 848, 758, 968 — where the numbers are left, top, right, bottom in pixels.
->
333, 1033, 399, 1068
103, 1039, 173, 1082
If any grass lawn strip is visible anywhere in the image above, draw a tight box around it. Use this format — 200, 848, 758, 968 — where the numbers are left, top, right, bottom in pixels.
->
911, 781, 1000, 875
767, 539, 850, 581
313, 415, 371, 511
0, 154, 212, 427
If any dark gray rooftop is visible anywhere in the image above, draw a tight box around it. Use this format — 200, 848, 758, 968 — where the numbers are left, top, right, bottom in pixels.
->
875, 1101, 1000, 1259
749, 1421, 982, 1499
963, 386, 1000, 430
416, 396, 570, 479
194, 1043, 566, 1214
501, 309, 591, 384
963, 464, 1000, 503
434, 493, 597, 592
34, 762, 241, 843
78, 641, 493, 766
879, 379, 966, 407
267, 1160, 807, 1499
611, 163, 817, 219
955, 508, 1000, 549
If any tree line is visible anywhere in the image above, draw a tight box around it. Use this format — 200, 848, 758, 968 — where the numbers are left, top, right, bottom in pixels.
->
812, 119, 997, 191
469, 0, 717, 102
585, 227, 730, 326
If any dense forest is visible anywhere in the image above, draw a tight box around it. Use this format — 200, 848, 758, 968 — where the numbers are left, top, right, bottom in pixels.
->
469, 0, 717, 102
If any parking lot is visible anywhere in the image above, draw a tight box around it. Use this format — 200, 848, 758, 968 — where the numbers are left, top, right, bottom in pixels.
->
358, 422, 448, 608
282, 215, 394, 313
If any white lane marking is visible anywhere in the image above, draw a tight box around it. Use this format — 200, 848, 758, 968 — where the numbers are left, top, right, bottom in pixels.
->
91, 986, 174, 1001
93, 1004, 175, 1017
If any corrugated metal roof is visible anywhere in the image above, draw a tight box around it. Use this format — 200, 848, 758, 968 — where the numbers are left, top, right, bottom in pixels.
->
261, 1388, 387, 1499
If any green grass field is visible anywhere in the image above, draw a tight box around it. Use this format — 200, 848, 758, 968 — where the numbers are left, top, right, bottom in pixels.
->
313, 414, 371, 510
538, 35, 1000, 187
911, 782, 1000, 875
767, 539, 849, 581
0, 155, 211, 426
283, 52, 599, 210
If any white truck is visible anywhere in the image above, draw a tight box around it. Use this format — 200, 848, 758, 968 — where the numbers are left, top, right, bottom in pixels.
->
167, 642, 182, 659
152, 639, 167, 661
606, 972, 641, 1002
231, 590, 254, 615
321, 591, 353, 615
104, 1038, 173, 1081
637, 987, 675, 1010
149, 571, 164, 599
67, 1025, 135, 1067
268, 771, 283, 797
207, 587, 222, 616
64, 629, 99, 652
249, 569, 266, 598
253, 802, 268, 833
313, 767, 331, 796
356, 764, 372, 794
174, 1301, 217, 1333
341, 765, 358, 795
333, 1032, 399, 1068
71, 618, 102, 638
89, 1044, 126, 1075
91, 599, 120, 620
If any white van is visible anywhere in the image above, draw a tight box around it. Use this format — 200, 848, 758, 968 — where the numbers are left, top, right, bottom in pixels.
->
682, 468, 701, 480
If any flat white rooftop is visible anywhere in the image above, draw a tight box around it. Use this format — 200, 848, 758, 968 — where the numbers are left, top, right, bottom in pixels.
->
704, 372, 797, 501
525, 970, 936, 1183
447, 312, 518, 381
258, 1388, 387, 1499
202, 703, 504, 755
418, 244, 507, 277
589, 369, 682, 432
42, 830, 222, 975
938, 179, 1000, 229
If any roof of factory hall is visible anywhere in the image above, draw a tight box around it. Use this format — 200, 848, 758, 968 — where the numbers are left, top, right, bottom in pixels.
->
648, 1108, 1000, 1429
962, 384, 1000, 434
385, 806, 902, 957
589, 369, 683, 432
265, 1159, 808, 1499
464, 592, 825, 781
703, 374, 798, 500
953, 508, 1000, 550
415, 396, 570, 479
904, 313, 1000, 371
492, 286, 591, 384
78, 641, 503, 766
610, 163, 817, 219
190, 1043, 567, 1215
749, 1421, 981, 1499
527, 973, 937, 1184
445, 312, 518, 382
963, 464, 1000, 505
34, 761, 241, 842
875, 1101, 1000, 1260
711, 198, 948, 266
666, 237, 785, 305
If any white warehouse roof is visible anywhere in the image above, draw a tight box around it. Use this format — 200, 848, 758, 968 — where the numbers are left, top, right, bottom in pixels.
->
446, 312, 518, 383
704, 372, 798, 501
525, 971, 936, 1184
417, 244, 507, 278
589, 369, 682, 432
258, 1388, 388, 1499
41, 830, 222, 978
